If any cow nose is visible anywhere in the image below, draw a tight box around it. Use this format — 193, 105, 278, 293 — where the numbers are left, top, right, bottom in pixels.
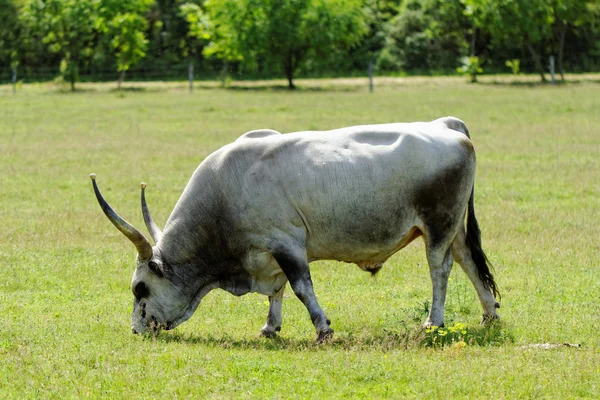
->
132, 328, 139, 335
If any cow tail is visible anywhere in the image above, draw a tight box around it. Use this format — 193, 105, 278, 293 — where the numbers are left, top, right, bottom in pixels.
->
465, 186, 500, 299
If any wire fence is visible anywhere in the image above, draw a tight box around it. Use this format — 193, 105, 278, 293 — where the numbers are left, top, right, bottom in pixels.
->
2, 56, 599, 91
0, 63, 227, 85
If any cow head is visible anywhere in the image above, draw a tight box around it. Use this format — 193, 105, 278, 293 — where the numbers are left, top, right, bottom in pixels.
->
90, 174, 205, 335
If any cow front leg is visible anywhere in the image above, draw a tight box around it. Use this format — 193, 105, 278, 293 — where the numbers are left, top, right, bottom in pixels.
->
272, 249, 333, 342
260, 284, 285, 338
423, 246, 453, 328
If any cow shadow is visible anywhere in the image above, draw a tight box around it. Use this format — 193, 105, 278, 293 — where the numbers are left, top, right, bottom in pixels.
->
223, 84, 361, 93
155, 321, 512, 351
109, 87, 147, 92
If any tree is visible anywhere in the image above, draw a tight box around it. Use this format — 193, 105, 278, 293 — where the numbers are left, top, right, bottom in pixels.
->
20, 0, 100, 91
350, 0, 402, 71
179, 2, 211, 65
0, 0, 23, 70
551, 0, 591, 80
457, 55, 483, 82
205, 0, 367, 89
143, 0, 206, 67
377, 0, 469, 72
462, 0, 554, 82
110, 13, 150, 89
97, 0, 154, 89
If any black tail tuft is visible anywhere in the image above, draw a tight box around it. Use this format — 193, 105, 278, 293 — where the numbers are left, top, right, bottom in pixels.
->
465, 187, 500, 299
369, 265, 383, 277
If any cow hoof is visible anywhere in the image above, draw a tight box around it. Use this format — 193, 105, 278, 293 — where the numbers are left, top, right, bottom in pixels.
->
260, 327, 281, 339
261, 330, 277, 338
481, 313, 500, 325
316, 328, 334, 344
422, 322, 444, 330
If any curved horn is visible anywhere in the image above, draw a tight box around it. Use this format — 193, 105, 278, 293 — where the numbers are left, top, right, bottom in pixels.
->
141, 182, 162, 244
90, 174, 153, 261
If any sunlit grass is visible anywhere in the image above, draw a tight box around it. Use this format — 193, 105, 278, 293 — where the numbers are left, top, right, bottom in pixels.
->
1, 78, 599, 397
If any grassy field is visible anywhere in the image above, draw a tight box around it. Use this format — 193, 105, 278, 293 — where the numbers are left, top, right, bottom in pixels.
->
1, 76, 599, 398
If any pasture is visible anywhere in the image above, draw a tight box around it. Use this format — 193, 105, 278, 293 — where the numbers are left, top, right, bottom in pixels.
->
1, 76, 599, 398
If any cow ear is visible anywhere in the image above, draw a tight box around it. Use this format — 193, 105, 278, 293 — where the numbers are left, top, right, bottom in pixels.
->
148, 260, 164, 278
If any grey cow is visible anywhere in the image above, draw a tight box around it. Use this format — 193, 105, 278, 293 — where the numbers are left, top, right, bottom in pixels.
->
91, 116, 500, 342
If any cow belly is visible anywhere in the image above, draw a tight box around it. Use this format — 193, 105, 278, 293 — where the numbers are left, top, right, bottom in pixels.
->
306, 223, 422, 264
352, 226, 422, 270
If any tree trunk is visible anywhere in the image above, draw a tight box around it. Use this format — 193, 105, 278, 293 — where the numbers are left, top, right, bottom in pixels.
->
286, 71, 295, 90
70, 63, 76, 91
470, 27, 477, 57
526, 42, 547, 82
69, 62, 78, 91
220, 62, 229, 87
284, 57, 295, 90
557, 23, 566, 81
118, 70, 125, 90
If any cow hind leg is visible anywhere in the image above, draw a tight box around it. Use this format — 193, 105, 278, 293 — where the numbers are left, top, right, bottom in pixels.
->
260, 284, 285, 338
452, 227, 500, 322
271, 248, 333, 343
423, 242, 454, 328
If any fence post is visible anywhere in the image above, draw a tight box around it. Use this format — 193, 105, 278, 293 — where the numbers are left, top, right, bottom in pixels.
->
188, 63, 194, 93
368, 61, 374, 93
549, 55, 555, 85
12, 65, 17, 94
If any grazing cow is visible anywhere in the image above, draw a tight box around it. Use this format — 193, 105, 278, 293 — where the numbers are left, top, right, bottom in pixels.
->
91, 116, 499, 342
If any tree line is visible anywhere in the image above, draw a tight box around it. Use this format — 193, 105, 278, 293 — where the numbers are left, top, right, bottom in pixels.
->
1, 0, 599, 90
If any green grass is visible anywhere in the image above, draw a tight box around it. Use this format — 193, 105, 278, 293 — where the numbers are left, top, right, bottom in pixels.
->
1, 76, 599, 398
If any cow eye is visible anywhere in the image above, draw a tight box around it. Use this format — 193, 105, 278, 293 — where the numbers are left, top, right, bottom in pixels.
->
148, 261, 164, 278
134, 281, 149, 300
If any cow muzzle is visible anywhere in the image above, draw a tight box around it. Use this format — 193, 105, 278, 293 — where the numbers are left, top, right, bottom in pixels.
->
131, 317, 173, 335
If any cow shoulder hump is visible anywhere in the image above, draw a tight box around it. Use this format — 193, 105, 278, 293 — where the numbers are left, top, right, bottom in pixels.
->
434, 116, 470, 138
237, 129, 282, 141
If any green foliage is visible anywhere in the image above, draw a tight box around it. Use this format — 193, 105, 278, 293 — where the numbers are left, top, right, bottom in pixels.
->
1, 0, 599, 83
16, 0, 153, 87
53, 57, 78, 88
350, 0, 402, 70
505, 59, 520, 75
95, 0, 153, 84
457, 55, 483, 82
200, 0, 245, 63
553, 0, 590, 28
0, 0, 22, 67
20, 0, 100, 90
109, 13, 149, 73
133, 0, 207, 67
462, 0, 553, 44
462, 0, 554, 81
179, 3, 210, 41
423, 322, 512, 348
204, 0, 367, 89
424, 323, 469, 348
177, 2, 211, 60
378, 0, 469, 72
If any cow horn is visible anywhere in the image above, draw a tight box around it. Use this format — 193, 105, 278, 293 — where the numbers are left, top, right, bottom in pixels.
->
141, 182, 162, 244
90, 174, 153, 261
